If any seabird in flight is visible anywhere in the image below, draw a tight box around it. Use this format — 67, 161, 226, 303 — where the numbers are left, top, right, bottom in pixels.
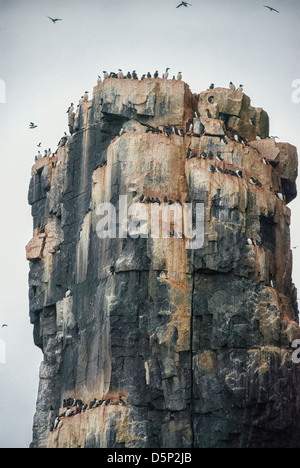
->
176, 2, 192, 8
29, 122, 37, 129
2, 324, 8, 328
264, 5, 279, 13
47, 17, 63, 23
37, 142, 42, 147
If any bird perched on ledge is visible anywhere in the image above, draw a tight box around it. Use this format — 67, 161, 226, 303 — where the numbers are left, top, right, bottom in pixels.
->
163, 68, 170, 79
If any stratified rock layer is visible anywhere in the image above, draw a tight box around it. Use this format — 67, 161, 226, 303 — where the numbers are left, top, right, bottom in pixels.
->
27, 78, 300, 448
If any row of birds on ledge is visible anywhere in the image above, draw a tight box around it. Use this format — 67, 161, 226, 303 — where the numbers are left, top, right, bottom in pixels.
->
51, 396, 126, 431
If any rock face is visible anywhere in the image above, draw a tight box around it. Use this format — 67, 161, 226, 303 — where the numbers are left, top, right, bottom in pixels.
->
27, 77, 300, 448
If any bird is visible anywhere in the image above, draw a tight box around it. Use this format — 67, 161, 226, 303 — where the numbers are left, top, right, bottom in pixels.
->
103, 71, 109, 79
216, 153, 224, 162
276, 192, 284, 201
132, 70, 138, 80
229, 82, 236, 90
163, 68, 170, 79
140, 195, 145, 202
66, 103, 74, 114
216, 167, 223, 174
177, 72, 182, 81
147, 72, 152, 78
209, 83, 215, 89
176, 2, 192, 8
264, 5, 280, 13
236, 170, 243, 178
29, 122, 37, 129
237, 84, 244, 92
37, 142, 42, 147
206, 109, 212, 118
263, 158, 268, 165
154, 71, 159, 78
247, 238, 254, 246
2, 324, 8, 328
97, 75, 102, 85
47, 17, 63, 23
210, 165, 216, 173
201, 151, 207, 159
117, 69, 124, 79
250, 177, 256, 185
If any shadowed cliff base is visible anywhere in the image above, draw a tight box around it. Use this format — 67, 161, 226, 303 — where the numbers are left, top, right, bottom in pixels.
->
26, 75, 300, 448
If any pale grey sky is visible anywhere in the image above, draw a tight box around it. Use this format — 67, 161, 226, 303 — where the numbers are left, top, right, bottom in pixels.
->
0, 0, 299, 448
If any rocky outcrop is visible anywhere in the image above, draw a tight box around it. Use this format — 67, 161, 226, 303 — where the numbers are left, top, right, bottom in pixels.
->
27, 76, 300, 448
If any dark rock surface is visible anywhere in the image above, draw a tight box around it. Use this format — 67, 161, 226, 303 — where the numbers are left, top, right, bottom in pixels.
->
26, 78, 300, 448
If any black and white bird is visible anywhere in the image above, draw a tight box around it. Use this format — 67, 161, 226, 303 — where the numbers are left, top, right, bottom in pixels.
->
103, 71, 109, 79
47, 17, 63, 24
229, 82, 236, 90
177, 72, 182, 81
117, 69, 124, 79
209, 83, 215, 89
236, 170, 243, 178
237, 84, 244, 92
201, 151, 207, 160
29, 122, 38, 129
210, 165, 216, 173
216, 153, 224, 162
163, 68, 170, 79
176, 2, 192, 8
2, 324, 8, 328
37, 142, 42, 147
264, 5, 280, 13
216, 167, 223, 174
154, 70, 159, 78
66, 103, 74, 114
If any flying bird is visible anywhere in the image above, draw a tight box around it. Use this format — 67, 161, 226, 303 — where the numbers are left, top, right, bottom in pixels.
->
264, 6, 279, 13
37, 142, 42, 147
177, 2, 192, 8
29, 122, 37, 129
47, 17, 63, 23
2, 324, 8, 328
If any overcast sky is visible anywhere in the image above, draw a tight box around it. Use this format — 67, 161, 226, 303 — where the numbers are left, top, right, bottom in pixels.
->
0, 0, 299, 448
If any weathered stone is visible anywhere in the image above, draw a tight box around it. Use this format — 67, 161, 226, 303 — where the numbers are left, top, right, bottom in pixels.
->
27, 76, 300, 448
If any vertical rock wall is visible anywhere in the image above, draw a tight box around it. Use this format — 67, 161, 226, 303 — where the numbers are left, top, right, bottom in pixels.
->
26, 78, 300, 448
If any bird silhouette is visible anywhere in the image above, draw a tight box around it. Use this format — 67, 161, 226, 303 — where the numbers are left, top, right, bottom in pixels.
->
47, 17, 63, 23
29, 122, 38, 129
264, 5, 279, 13
2, 324, 8, 328
177, 2, 192, 8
